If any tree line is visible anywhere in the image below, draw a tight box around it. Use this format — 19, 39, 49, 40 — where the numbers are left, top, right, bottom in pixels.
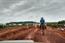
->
0, 20, 65, 28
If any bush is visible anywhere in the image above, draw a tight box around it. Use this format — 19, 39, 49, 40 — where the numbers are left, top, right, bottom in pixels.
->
0, 24, 4, 28
0, 24, 7, 29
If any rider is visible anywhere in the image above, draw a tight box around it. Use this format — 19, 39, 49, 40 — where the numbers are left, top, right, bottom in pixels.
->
40, 17, 46, 35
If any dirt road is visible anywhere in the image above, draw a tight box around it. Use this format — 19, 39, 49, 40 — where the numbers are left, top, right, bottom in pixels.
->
0, 26, 65, 43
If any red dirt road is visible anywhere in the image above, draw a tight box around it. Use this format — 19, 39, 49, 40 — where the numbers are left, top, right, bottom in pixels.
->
0, 26, 65, 43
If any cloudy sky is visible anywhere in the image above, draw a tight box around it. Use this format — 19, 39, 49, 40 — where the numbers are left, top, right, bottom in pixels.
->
0, 0, 65, 23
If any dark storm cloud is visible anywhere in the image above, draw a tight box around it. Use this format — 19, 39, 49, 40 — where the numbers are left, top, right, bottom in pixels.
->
0, 0, 65, 23
24, 0, 65, 14
0, 0, 23, 9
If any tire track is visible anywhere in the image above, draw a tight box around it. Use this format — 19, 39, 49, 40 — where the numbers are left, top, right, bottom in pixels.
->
46, 28, 65, 43
0, 27, 32, 40
0, 27, 29, 37
24, 28, 38, 40
6, 28, 33, 40
33, 29, 50, 43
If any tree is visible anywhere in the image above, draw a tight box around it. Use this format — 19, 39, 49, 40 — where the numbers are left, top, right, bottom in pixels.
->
58, 20, 65, 24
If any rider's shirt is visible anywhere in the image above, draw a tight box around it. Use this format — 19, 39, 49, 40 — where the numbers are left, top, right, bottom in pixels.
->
40, 17, 45, 25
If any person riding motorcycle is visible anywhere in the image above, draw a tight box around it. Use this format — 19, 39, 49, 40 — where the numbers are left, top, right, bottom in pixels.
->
40, 17, 46, 35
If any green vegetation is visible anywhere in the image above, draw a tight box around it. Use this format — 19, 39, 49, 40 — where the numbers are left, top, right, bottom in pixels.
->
6, 21, 39, 27
47, 22, 58, 28
0, 24, 4, 28
0, 24, 6, 29
0, 21, 38, 29
47, 20, 65, 28
0, 20, 65, 29
58, 20, 65, 24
